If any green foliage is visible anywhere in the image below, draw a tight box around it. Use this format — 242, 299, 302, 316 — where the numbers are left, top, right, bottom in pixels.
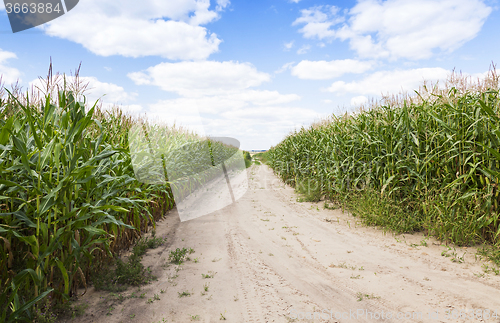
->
0, 75, 190, 320
267, 77, 500, 258
253, 151, 269, 164
92, 235, 165, 292
168, 247, 194, 264
243, 151, 252, 168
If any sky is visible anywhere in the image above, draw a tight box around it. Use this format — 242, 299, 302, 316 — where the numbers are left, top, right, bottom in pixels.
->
0, 0, 499, 150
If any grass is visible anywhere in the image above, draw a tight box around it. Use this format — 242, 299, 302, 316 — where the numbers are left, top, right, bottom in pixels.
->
201, 271, 216, 279
253, 151, 269, 164
243, 151, 252, 168
356, 292, 380, 301
92, 234, 166, 292
169, 247, 195, 265
267, 68, 500, 265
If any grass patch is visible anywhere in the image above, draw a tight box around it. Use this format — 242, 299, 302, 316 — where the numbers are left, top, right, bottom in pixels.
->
92, 233, 166, 292
202, 271, 216, 279
169, 247, 195, 264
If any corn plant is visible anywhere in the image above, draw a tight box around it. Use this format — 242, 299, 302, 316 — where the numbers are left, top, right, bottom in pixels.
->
0, 67, 249, 320
268, 69, 500, 252
0, 83, 172, 321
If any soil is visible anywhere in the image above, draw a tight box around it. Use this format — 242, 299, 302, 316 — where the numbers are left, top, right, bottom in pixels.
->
62, 164, 500, 323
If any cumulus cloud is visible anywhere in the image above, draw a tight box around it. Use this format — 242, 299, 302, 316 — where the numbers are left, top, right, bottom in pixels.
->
40, 0, 229, 60
292, 5, 342, 40
148, 90, 300, 115
130, 60, 307, 149
291, 59, 374, 80
202, 105, 320, 149
294, 0, 492, 60
144, 96, 309, 150
128, 61, 271, 97
326, 67, 450, 95
0, 49, 21, 84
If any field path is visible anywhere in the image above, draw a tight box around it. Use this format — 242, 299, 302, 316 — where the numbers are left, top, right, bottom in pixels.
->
67, 164, 500, 323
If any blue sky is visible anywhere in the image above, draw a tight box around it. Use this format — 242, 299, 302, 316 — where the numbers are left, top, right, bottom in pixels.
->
0, 0, 499, 150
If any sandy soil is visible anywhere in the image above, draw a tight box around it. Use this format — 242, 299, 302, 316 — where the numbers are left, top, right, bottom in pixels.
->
64, 164, 500, 323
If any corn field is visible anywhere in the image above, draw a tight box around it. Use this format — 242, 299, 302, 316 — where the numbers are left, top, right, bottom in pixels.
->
0, 69, 240, 321
268, 69, 500, 253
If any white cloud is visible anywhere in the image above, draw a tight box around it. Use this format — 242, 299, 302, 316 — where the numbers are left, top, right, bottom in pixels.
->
203, 105, 320, 149
350, 95, 368, 106
0, 49, 21, 84
216, 0, 230, 11
326, 67, 450, 95
292, 5, 342, 40
120, 104, 144, 113
128, 61, 271, 97
144, 91, 300, 122
145, 96, 308, 149
297, 45, 311, 55
40, 0, 228, 60
29, 75, 140, 111
221, 106, 313, 122
130, 60, 306, 149
294, 0, 492, 60
283, 40, 294, 51
291, 59, 374, 80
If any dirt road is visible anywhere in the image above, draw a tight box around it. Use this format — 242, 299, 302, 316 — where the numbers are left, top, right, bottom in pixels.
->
69, 164, 500, 323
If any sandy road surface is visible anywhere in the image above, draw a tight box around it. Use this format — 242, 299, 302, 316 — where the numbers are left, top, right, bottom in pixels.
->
67, 164, 500, 323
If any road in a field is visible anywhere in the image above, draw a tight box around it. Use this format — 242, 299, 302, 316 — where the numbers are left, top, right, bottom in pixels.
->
68, 164, 500, 323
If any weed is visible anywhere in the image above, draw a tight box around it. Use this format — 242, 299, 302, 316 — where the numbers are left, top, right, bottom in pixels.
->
93, 235, 164, 292
202, 271, 216, 279
178, 291, 191, 298
169, 248, 193, 264
356, 292, 379, 301
106, 306, 115, 315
